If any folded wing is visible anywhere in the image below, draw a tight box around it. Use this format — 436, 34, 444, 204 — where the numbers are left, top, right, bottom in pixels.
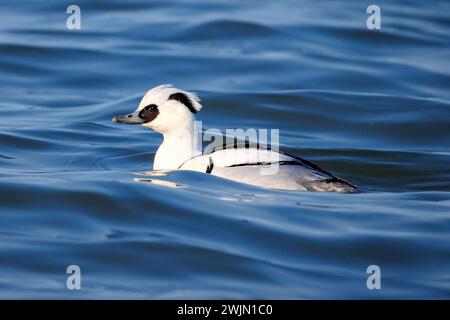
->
179, 148, 357, 192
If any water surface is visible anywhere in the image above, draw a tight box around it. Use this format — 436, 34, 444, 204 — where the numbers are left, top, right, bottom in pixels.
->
0, 0, 450, 298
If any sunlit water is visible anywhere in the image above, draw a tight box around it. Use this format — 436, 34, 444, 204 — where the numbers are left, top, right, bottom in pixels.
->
0, 0, 449, 298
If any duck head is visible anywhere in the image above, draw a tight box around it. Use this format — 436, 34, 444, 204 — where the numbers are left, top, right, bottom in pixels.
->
113, 84, 202, 133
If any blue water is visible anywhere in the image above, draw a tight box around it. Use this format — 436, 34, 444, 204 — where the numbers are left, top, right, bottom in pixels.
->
1, 0, 450, 299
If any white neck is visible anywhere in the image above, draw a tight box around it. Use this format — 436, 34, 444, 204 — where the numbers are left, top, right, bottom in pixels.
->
153, 120, 201, 170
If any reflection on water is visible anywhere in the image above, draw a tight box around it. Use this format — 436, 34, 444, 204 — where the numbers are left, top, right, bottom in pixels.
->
134, 178, 183, 189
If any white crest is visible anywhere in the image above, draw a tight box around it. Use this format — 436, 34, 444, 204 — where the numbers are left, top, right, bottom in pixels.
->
138, 84, 202, 112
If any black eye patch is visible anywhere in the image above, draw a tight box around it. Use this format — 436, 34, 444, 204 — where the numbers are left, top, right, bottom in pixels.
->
138, 104, 159, 123
168, 92, 197, 113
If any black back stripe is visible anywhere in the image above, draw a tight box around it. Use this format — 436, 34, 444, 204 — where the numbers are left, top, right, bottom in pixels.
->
206, 157, 214, 174
228, 160, 300, 168
168, 92, 197, 113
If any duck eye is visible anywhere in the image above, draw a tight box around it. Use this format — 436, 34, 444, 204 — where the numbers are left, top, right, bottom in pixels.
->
138, 103, 160, 122
144, 104, 158, 111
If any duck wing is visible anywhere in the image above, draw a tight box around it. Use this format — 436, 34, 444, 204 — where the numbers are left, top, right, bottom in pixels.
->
179, 148, 357, 192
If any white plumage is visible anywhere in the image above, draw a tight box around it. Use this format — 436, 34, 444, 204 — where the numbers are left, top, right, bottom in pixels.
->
113, 85, 357, 192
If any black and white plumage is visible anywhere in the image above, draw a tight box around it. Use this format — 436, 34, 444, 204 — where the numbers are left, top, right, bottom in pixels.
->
113, 85, 357, 192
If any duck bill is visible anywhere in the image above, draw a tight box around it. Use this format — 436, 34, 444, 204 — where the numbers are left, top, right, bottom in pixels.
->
112, 113, 143, 124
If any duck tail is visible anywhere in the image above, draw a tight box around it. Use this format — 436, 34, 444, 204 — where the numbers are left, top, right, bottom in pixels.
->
307, 177, 358, 193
